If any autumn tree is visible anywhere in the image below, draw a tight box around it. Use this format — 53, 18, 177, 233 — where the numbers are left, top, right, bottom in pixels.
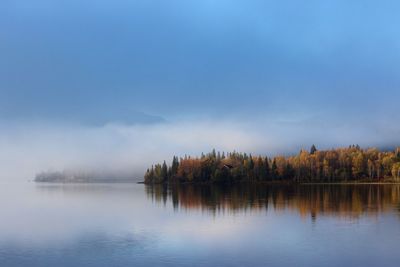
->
144, 146, 400, 184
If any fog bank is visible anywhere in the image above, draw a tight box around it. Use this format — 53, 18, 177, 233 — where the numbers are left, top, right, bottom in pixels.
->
0, 117, 399, 181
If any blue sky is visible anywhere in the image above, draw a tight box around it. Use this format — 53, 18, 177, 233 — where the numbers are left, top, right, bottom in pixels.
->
2, 0, 400, 122
1, 0, 400, 179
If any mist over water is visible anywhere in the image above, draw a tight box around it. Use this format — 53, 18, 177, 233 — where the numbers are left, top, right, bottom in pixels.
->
1, 1, 400, 266
0, 120, 262, 181
1, 117, 399, 182
1, 183, 400, 267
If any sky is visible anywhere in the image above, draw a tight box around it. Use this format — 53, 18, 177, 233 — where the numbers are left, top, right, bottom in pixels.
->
1, 0, 400, 180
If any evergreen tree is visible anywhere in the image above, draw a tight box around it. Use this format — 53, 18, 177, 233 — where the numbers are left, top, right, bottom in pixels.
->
256, 156, 264, 180
264, 157, 271, 180
161, 161, 168, 182
271, 159, 278, 180
144, 147, 400, 183
171, 156, 179, 176
211, 149, 216, 159
310, 144, 317, 155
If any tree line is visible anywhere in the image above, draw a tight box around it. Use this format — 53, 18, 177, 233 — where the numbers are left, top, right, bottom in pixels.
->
144, 145, 400, 184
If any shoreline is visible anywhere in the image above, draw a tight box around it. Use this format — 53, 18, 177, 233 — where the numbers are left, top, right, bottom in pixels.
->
143, 180, 400, 186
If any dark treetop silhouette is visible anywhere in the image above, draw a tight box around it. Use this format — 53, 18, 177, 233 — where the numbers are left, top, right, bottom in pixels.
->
144, 145, 400, 184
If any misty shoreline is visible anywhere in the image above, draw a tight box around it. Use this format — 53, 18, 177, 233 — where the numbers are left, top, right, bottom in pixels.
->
34, 170, 139, 183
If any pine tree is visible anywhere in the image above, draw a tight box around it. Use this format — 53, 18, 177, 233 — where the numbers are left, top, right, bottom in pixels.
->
310, 144, 317, 155
171, 156, 179, 176
161, 161, 168, 182
257, 156, 265, 180
264, 157, 271, 180
271, 159, 278, 180
144, 146, 400, 183
211, 149, 216, 159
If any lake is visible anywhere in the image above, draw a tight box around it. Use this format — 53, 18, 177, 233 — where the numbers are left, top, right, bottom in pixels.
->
1, 182, 400, 267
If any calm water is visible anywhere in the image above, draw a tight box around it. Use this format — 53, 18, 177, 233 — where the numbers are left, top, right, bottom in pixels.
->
1, 182, 400, 267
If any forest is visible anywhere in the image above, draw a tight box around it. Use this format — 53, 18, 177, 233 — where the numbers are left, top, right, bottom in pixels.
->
144, 145, 400, 184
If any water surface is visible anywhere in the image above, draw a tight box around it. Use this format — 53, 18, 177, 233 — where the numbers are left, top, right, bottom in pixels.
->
1, 182, 400, 267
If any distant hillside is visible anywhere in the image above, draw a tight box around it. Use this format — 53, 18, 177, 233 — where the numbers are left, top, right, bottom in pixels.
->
35, 170, 137, 183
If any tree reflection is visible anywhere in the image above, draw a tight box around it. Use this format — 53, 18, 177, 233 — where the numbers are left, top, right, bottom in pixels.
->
146, 184, 400, 218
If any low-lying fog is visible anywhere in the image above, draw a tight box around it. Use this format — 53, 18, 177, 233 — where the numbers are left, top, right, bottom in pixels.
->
0, 116, 398, 182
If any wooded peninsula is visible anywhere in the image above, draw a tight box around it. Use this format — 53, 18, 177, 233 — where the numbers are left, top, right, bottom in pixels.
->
144, 145, 400, 184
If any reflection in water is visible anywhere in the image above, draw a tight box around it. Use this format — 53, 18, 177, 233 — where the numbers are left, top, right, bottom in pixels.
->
34, 183, 140, 197
146, 184, 400, 218
1, 183, 400, 267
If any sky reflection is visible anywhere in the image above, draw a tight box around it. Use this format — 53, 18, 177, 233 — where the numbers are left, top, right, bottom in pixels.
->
1, 183, 400, 267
